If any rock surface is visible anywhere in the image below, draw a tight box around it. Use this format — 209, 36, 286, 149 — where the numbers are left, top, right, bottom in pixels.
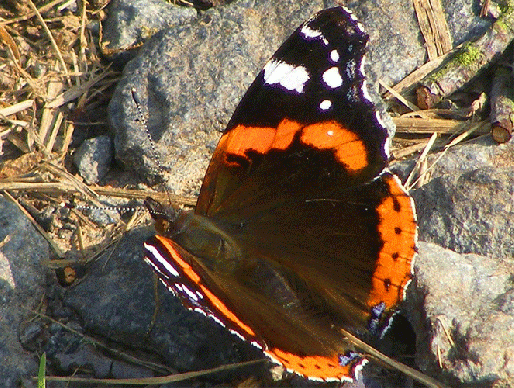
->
0, 198, 50, 388
412, 138, 514, 261
73, 135, 114, 184
102, 0, 197, 63
407, 242, 514, 385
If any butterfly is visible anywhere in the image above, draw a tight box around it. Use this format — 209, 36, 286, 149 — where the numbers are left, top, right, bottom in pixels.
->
143, 6, 417, 382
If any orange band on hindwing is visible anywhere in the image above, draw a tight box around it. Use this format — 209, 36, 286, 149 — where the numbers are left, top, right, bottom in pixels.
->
267, 348, 359, 382
367, 175, 416, 310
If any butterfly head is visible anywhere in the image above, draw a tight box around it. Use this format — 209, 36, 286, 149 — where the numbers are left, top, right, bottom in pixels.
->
144, 197, 182, 236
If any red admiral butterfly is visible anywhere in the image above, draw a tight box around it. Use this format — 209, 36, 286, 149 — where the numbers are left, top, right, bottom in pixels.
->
144, 6, 416, 382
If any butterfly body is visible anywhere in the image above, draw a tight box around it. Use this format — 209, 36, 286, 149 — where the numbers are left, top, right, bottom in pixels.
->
144, 6, 416, 382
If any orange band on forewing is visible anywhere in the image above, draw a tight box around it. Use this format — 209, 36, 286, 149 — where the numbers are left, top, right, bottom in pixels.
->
155, 235, 256, 338
301, 122, 367, 172
223, 125, 276, 157
272, 119, 304, 149
267, 348, 356, 381
367, 176, 416, 310
219, 120, 368, 173
223, 119, 303, 158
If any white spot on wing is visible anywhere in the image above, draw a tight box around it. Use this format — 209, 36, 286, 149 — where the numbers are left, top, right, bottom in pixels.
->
323, 67, 343, 88
360, 54, 367, 75
263, 59, 310, 93
301, 25, 322, 38
353, 359, 369, 381
319, 99, 332, 110
382, 116, 391, 157
193, 307, 208, 317
208, 313, 224, 326
229, 329, 246, 341
300, 25, 328, 45
330, 50, 339, 63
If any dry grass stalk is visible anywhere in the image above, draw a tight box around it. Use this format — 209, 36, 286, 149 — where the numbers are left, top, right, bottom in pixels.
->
42, 359, 264, 385
405, 132, 438, 188
387, 47, 452, 95
0, 100, 35, 116
0, 180, 197, 207
490, 67, 514, 143
0, 24, 20, 59
46, 67, 114, 108
58, 120, 74, 159
379, 80, 419, 111
0, 0, 70, 25
394, 116, 473, 134
27, 0, 71, 83
406, 120, 490, 189
391, 138, 432, 160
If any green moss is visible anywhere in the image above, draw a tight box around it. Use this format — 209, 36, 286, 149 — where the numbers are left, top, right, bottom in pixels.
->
428, 44, 482, 83
456, 44, 482, 67
497, 1, 514, 34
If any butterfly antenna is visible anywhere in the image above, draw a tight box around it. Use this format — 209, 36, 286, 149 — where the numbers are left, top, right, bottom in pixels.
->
131, 88, 183, 216
130, 87, 167, 175
66, 200, 145, 215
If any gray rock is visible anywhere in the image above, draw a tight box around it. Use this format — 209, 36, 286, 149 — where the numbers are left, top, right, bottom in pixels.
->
85, 206, 121, 226
412, 164, 514, 260
442, 0, 494, 45
73, 135, 114, 184
102, 0, 197, 63
52, 338, 155, 380
405, 139, 514, 384
0, 197, 50, 388
346, 0, 426, 85
407, 242, 514, 385
420, 137, 504, 180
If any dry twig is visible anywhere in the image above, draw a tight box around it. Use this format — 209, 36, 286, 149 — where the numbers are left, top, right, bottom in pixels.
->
412, 0, 452, 60
490, 67, 514, 143
419, 3, 514, 101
